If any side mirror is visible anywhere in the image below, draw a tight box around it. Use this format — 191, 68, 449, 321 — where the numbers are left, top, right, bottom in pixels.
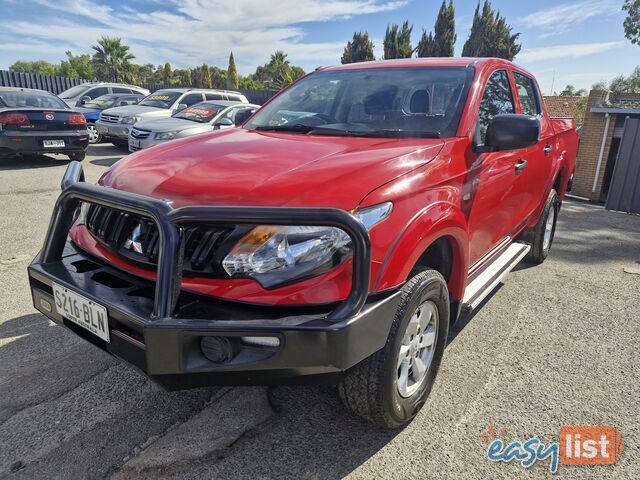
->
79, 95, 91, 105
214, 118, 234, 129
482, 114, 540, 152
233, 108, 255, 126
176, 103, 188, 112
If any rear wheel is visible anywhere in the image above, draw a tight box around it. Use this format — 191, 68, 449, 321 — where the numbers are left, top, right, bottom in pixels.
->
526, 189, 558, 264
86, 124, 101, 144
68, 152, 85, 162
338, 269, 449, 428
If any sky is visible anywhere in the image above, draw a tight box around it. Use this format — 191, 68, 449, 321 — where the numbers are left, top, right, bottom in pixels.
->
0, 0, 636, 94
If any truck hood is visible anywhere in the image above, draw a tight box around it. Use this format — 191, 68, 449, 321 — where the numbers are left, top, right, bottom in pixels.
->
134, 117, 208, 133
100, 105, 171, 117
101, 128, 444, 210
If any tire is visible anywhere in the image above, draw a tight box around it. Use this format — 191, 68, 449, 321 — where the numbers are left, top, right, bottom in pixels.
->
338, 269, 449, 429
526, 189, 558, 264
86, 123, 102, 144
68, 152, 86, 162
112, 139, 128, 149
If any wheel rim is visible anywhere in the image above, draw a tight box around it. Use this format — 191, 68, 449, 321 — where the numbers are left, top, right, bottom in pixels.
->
397, 300, 438, 398
543, 204, 556, 251
87, 125, 99, 144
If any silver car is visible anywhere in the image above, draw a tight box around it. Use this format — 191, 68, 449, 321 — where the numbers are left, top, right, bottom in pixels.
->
128, 101, 259, 152
97, 88, 249, 147
58, 82, 149, 108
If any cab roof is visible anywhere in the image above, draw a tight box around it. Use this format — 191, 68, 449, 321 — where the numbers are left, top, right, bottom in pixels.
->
320, 57, 517, 71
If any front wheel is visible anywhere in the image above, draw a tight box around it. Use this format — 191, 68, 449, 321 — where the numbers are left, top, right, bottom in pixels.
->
86, 123, 102, 144
338, 269, 449, 428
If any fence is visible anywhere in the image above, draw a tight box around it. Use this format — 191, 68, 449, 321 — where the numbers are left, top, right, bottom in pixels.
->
0, 70, 279, 105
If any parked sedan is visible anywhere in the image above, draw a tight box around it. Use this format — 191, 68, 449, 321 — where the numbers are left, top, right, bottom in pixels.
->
0, 87, 88, 161
75, 93, 144, 144
128, 101, 258, 151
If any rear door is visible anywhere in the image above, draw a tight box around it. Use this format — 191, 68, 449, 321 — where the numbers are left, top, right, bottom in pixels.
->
466, 69, 523, 265
512, 70, 553, 223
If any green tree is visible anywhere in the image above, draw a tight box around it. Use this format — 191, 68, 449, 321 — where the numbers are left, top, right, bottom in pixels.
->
91, 37, 135, 82
559, 85, 586, 96
623, 0, 640, 45
210, 66, 226, 89
418, 0, 456, 57
199, 64, 212, 88
226, 52, 239, 89
162, 62, 173, 85
383, 21, 413, 59
590, 67, 640, 93
462, 1, 521, 60
341, 31, 375, 64
291, 65, 306, 81
57, 51, 94, 79
9, 60, 57, 76
173, 68, 192, 87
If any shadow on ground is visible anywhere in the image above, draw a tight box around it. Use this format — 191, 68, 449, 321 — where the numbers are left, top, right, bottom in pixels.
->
0, 155, 69, 171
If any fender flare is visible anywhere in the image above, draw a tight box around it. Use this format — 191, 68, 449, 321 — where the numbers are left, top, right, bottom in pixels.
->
374, 201, 469, 300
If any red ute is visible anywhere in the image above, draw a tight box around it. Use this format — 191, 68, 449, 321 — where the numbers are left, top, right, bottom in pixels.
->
30, 58, 578, 428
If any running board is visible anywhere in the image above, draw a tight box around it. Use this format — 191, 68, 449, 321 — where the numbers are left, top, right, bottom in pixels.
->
462, 242, 531, 310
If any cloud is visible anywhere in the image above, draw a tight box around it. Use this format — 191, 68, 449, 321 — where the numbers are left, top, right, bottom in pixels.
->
519, 0, 622, 36
0, 0, 406, 72
518, 41, 624, 62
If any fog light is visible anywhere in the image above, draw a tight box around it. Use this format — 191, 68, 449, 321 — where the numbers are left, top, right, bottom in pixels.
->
241, 336, 280, 348
201, 336, 234, 363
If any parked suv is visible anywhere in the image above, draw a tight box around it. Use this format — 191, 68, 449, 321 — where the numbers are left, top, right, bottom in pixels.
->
29, 58, 577, 428
96, 88, 249, 147
58, 82, 149, 108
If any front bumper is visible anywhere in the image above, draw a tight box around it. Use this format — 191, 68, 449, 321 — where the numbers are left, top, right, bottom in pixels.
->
29, 162, 398, 389
128, 135, 165, 152
0, 130, 88, 156
95, 121, 131, 139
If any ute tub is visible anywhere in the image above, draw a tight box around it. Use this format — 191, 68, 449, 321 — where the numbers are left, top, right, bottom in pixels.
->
28, 162, 401, 388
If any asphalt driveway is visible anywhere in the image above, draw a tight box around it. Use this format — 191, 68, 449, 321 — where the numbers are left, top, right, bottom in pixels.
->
0, 145, 638, 479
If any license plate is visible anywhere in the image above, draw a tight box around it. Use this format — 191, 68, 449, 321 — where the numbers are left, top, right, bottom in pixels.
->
43, 139, 65, 148
129, 139, 141, 148
52, 283, 110, 342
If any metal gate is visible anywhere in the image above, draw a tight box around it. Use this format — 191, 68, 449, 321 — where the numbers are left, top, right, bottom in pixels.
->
606, 118, 640, 214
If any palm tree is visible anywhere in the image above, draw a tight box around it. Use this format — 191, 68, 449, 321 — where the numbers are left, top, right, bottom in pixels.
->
91, 37, 135, 82
268, 51, 293, 90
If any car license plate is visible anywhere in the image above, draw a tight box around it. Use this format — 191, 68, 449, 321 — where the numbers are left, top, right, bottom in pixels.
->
43, 139, 65, 148
52, 283, 110, 342
130, 138, 141, 149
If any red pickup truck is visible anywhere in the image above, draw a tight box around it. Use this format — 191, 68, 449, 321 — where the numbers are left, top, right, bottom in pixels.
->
29, 57, 577, 428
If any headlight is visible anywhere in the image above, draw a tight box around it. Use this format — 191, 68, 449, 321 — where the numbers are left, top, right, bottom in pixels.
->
222, 202, 392, 288
121, 116, 139, 124
155, 130, 180, 140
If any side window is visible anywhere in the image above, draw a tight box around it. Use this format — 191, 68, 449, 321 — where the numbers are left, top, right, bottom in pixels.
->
205, 93, 224, 101
112, 87, 130, 94
477, 70, 515, 143
181, 93, 204, 107
87, 87, 108, 99
514, 72, 540, 117
221, 107, 239, 121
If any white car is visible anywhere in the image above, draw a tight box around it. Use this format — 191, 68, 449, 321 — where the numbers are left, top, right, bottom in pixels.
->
96, 88, 249, 148
58, 82, 149, 108
129, 101, 259, 151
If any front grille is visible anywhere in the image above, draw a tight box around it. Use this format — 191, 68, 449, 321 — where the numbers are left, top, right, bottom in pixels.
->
85, 205, 233, 276
100, 113, 120, 124
130, 128, 150, 139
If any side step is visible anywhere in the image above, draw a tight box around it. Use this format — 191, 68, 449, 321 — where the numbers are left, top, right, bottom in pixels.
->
462, 242, 531, 310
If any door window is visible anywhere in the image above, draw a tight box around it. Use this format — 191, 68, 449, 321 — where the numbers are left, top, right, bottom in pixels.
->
180, 93, 204, 107
87, 87, 108, 99
477, 70, 515, 143
112, 87, 131, 94
514, 72, 541, 117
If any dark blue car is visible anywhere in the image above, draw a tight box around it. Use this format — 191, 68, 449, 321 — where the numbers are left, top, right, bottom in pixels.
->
75, 93, 144, 144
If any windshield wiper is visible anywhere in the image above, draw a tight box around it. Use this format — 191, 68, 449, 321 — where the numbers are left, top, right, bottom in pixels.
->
309, 127, 441, 139
254, 124, 316, 133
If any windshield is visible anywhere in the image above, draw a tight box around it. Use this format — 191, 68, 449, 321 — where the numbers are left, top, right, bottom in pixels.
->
0, 91, 68, 109
139, 91, 181, 109
59, 85, 91, 99
245, 67, 472, 138
82, 95, 118, 110
172, 102, 222, 123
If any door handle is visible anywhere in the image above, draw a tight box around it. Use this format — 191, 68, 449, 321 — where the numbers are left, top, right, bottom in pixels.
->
515, 159, 528, 174
543, 144, 552, 156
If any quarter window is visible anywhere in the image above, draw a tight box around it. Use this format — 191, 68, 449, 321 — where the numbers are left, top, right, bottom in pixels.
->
477, 70, 515, 143
514, 72, 540, 116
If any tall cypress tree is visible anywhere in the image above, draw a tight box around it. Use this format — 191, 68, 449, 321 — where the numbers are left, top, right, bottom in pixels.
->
417, 0, 456, 57
462, 0, 521, 60
383, 21, 414, 59
341, 31, 375, 64
226, 52, 239, 89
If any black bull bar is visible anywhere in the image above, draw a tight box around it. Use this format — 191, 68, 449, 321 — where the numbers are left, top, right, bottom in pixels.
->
41, 161, 372, 322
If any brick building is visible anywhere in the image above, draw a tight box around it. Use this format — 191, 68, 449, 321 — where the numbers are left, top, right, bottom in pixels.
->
571, 90, 640, 202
